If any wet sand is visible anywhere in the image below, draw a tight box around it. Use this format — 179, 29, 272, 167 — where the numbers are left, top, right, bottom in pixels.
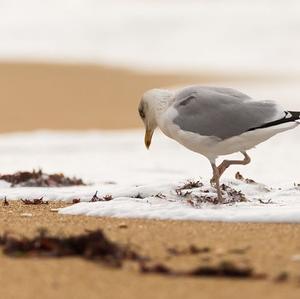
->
1, 201, 300, 299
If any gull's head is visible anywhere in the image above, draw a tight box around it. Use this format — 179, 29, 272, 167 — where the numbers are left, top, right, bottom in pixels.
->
138, 88, 173, 149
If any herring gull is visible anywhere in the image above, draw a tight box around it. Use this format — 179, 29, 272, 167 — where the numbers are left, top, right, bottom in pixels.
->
138, 85, 300, 202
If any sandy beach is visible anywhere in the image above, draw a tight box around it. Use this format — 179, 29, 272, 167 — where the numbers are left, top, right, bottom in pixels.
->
1, 1, 300, 298
0, 62, 299, 299
1, 201, 300, 299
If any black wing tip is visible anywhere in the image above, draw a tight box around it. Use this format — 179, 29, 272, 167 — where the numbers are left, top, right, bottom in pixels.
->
247, 111, 300, 132
288, 111, 300, 119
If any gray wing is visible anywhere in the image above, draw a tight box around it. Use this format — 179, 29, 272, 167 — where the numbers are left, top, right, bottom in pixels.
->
172, 86, 284, 140
176, 85, 252, 101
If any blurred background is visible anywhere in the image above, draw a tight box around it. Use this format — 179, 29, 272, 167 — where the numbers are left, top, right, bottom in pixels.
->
0, 0, 300, 132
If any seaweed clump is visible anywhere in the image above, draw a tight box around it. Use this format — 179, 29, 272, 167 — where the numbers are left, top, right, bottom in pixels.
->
0, 169, 85, 187
0, 230, 141, 267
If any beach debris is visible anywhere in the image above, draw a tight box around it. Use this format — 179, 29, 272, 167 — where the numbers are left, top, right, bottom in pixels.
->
90, 191, 101, 202
0, 230, 142, 267
175, 179, 246, 205
236, 173, 271, 193
141, 263, 171, 274
118, 223, 128, 229
176, 180, 203, 196
21, 197, 49, 205
89, 191, 113, 202
180, 180, 203, 189
3, 197, 9, 206
132, 193, 144, 199
140, 261, 265, 279
167, 245, 210, 256
184, 185, 246, 206
235, 172, 256, 184
103, 194, 113, 201
0, 169, 85, 187
176, 189, 192, 197
0, 229, 268, 281
72, 199, 81, 204
258, 198, 272, 204
221, 184, 247, 203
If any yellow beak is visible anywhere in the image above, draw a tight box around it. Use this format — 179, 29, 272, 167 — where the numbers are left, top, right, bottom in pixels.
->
144, 128, 154, 149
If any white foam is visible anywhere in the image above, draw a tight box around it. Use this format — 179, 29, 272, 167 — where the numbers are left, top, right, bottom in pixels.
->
0, 126, 299, 222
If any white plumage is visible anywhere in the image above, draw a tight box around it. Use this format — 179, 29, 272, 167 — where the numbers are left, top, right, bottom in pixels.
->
138, 85, 300, 202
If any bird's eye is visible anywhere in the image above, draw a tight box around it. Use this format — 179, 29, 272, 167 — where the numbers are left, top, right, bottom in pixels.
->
139, 108, 145, 119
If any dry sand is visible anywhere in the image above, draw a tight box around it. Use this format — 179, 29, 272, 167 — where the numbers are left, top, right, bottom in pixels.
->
1, 201, 300, 299
0, 62, 299, 299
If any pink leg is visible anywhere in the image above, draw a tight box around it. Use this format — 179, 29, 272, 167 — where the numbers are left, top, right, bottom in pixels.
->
211, 152, 251, 184
210, 162, 223, 203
